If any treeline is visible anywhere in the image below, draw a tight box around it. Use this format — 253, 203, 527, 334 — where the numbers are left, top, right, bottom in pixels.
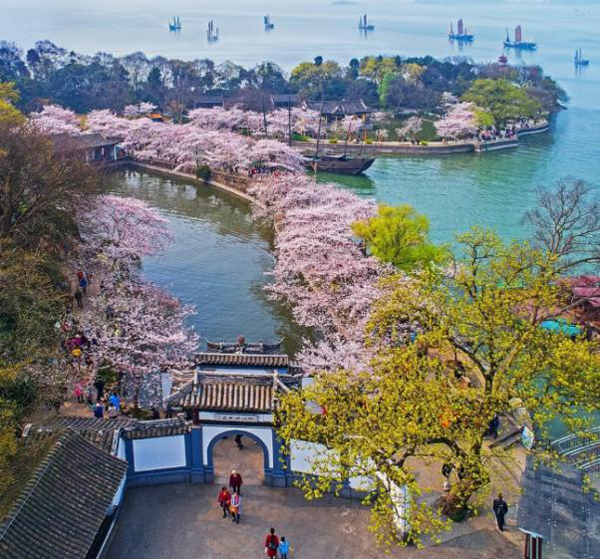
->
0, 84, 98, 465
0, 40, 566, 115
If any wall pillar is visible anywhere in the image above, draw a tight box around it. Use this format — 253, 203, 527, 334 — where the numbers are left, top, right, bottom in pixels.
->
190, 426, 206, 483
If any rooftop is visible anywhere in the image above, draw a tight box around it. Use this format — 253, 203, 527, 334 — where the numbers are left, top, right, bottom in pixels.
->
195, 352, 289, 368
0, 431, 127, 559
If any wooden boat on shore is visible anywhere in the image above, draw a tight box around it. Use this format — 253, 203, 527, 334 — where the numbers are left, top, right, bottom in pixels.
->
305, 154, 375, 175
206, 339, 283, 354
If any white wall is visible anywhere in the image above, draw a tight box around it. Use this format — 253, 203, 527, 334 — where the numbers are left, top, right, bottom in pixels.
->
290, 439, 333, 475
132, 435, 187, 472
202, 425, 273, 468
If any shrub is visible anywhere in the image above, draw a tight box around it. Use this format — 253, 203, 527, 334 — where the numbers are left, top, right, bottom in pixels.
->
329, 138, 338, 144
365, 139, 373, 144
196, 164, 212, 181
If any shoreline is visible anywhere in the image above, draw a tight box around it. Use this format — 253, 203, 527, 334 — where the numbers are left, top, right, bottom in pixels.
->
294, 120, 549, 157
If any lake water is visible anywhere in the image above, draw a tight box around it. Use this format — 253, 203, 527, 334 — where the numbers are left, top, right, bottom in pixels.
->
107, 169, 309, 354
11, 0, 598, 347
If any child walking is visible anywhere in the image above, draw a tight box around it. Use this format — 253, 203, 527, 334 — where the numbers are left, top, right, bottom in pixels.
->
278, 536, 290, 559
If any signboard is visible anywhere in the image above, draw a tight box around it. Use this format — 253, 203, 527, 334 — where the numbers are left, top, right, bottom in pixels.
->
213, 413, 259, 423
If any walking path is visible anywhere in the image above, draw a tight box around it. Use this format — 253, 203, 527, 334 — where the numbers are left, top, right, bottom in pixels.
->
105, 484, 523, 559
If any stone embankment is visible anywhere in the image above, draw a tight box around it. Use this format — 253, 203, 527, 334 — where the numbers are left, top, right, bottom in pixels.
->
295, 120, 549, 157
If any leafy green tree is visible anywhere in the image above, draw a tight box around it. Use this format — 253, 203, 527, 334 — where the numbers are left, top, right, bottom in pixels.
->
352, 204, 447, 271
462, 78, 541, 126
0, 82, 24, 125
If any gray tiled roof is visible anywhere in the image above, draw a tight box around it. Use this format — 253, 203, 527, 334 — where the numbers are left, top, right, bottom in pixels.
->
121, 419, 190, 440
24, 416, 134, 453
50, 133, 120, 152
195, 352, 289, 367
0, 431, 127, 559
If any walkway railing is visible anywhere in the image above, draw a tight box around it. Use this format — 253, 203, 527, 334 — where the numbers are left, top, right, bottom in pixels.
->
551, 426, 600, 471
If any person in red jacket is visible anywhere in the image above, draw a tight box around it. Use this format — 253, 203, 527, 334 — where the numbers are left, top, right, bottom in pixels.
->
217, 486, 231, 518
264, 527, 279, 558
229, 469, 243, 495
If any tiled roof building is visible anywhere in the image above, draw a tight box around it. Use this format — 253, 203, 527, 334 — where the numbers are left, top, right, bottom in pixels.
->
0, 431, 127, 559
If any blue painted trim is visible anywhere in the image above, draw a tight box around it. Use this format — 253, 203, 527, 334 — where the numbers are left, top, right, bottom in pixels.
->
184, 432, 192, 468
124, 438, 135, 476
271, 432, 285, 474
190, 426, 203, 470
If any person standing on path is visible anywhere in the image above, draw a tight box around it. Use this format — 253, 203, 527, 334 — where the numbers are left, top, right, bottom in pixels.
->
229, 469, 243, 495
79, 274, 88, 296
264, 527, 279, 558
230, 490, 241, 524
217, 486, 231, 518
93, 401, 104, 419
493, 493, 509, 531
278, 536, 290, 559
74, 288, 83, 308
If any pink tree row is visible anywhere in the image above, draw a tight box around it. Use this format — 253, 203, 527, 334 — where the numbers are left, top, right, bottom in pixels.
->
250, 175, 393, 374
76, 195, 198, 406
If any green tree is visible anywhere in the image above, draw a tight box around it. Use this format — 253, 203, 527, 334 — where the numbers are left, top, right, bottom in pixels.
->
352, 204, 447, 271
0, 82, 24, 125
462, 78, 541, 126
280, 181, 600, 548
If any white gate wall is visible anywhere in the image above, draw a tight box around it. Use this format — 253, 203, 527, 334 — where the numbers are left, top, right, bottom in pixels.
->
132, 435, 187, 472
202, 425, 274, 468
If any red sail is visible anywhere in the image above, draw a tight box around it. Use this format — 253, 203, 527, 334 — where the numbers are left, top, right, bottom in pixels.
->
515, 25, 522, 43
457, 19, 464, 35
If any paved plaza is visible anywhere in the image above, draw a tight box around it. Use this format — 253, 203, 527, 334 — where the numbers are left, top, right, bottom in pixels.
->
105, 482, 522, 559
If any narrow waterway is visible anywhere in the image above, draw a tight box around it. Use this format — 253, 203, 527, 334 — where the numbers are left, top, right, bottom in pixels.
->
106, 169, 309, 355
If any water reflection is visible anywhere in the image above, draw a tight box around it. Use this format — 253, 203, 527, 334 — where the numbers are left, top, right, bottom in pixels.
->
106, 169, 310, 356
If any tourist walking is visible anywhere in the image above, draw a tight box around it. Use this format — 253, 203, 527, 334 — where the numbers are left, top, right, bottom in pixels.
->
74, 288, 83, 308
94, 377, 106, 400
264, 528, 279, 558
235, 434, 244, 450
493, 493, 509, 531
109, 392, 121, 412
107, 404, 118, 418
217, 486, 231, 518
441, 463, 453, 492
93, 401, 104, 419
278, 536, 290, 559
230, 490, 241, 524
229, 469, 243, 495
79, 274, 88, 295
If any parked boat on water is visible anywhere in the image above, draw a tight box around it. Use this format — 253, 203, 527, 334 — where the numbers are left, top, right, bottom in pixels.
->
304, 154, 375, 175
169, 16, 181, 32
575, 48, 590, 66
264, 15, 274, 30
448, 19, 474, 42
207, 20, 219, 42
358, 14, 374, 31
504, 25, 537, 50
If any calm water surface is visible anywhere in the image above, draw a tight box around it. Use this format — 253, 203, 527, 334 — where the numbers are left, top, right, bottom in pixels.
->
107, 170, 308, 354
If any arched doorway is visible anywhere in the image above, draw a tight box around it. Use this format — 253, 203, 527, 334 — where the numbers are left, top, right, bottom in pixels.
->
208, 429, 269, 486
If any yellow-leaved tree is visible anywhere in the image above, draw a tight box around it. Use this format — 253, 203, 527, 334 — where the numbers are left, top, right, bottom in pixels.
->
278, 178, 600, 548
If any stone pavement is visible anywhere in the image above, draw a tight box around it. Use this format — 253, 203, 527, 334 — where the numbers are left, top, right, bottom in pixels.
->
105, 484, 523, 559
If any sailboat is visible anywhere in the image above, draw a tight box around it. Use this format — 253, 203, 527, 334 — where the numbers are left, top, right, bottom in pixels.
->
169, 16, 181, 32
503, 25, 537, 50
207, 20, 219, 42
448, 19, 474, 42
358, 14, 374, 31
574, 49, 590, 66
264, 15, 275, 30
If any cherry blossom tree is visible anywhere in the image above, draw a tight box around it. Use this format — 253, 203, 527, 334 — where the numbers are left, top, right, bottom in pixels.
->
29, 104, 81, 135
79, 195, 172, 261
396, 116, 423, 141
434, 102, 478, 140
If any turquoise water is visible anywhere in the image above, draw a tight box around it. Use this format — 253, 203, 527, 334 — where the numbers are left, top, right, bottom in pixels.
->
325, 106, 599, 244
